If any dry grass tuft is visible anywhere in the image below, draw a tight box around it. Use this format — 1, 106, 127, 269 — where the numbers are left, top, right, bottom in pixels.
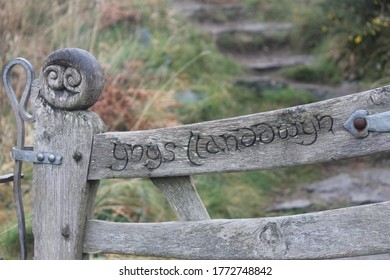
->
92, 77, 180, 131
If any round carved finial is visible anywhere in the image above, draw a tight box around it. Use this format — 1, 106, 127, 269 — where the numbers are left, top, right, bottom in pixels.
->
41, 48, 104, 110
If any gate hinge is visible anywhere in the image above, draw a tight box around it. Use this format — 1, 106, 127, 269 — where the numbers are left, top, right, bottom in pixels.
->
12, 147, 62, 165
344, 110, 390, 138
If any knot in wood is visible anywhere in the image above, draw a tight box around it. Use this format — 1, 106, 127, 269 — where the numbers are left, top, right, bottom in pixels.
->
41, 48, 104, 111
73, 151, 82, 163
61, 224, 70, 238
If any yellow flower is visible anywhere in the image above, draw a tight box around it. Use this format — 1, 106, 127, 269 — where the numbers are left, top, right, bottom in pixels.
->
373, 18, 381, 25
321, 26, 328, 32
354, 36, 362, 44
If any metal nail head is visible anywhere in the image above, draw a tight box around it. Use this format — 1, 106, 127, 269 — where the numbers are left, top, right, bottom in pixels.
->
48, 154, 56, 162
37, 153, 45, 161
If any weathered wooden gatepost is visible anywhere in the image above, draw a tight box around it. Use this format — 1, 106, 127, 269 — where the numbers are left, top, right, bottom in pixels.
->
32, 48, 106, 259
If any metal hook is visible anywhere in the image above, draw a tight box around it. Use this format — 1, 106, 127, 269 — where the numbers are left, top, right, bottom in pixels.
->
1, 57, 35, 260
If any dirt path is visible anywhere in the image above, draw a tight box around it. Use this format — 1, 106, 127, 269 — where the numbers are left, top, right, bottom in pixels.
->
172, 0, 366, 98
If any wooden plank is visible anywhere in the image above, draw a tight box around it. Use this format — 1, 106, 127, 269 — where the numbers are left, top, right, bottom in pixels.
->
151, 176, 210, 221
33, 48, 106, 259
89, 85, 390, 179
83, 201, 390, 259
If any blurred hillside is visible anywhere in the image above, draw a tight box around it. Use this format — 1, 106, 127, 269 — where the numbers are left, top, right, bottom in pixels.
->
1, 0, 390, 259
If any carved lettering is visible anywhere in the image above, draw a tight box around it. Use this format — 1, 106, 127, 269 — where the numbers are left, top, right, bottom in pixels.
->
127, 144, 143, 163
163, 142, 176, 162
296, 120, 318, 146
252, 123, 275, 144
144, 144, 162, 170
239, 128, 256, 147
110, 142, 128, 171
187, 131, 203, 166
224, 134, 239, 151
109, 141, 177, 171
108, 114, 335, 170
317, 115, 334, 134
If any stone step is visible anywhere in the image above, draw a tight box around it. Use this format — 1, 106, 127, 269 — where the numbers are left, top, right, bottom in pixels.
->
172, 0, 207, 14
235, 75, 364, 100
172, 0, 244, 23
196, 22, 293, 35
197, 22, 294, 53
267, 169, 390, 213
234, 75, 288, 93
285, 79, 364, 100
234, 53, 315, 72
173, 2, 295, 53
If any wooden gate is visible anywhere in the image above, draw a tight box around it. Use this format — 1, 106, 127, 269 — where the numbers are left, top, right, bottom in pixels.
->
17, 48, 390, 259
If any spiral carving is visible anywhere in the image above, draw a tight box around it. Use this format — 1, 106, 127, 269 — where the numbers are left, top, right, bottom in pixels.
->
40, 48, 104, 110
43, 65, 82, 94
63, 67, 82, 93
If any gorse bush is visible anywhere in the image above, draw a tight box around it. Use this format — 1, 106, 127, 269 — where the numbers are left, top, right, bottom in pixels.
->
296, 0, 390, 81
322, 0, 389, 43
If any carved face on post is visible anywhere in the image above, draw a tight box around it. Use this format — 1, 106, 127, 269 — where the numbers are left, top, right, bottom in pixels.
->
40, 48, 104, 111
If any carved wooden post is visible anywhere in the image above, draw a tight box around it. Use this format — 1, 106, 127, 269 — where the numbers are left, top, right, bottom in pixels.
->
33, 48, 105, 259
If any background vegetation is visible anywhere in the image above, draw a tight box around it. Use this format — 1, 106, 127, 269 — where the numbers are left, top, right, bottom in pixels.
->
291, 0, 390, 83
1, 0, 389, 259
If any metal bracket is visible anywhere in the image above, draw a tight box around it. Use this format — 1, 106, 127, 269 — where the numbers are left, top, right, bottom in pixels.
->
12, 147, 62, 165
344, 110, 390, 138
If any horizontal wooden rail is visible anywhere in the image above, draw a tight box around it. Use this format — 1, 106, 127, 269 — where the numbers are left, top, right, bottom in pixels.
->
84, 201, 390, 259
89, 85, 390, 179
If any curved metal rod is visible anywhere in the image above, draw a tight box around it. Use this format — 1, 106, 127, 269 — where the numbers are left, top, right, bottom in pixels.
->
2, 58, 35, 260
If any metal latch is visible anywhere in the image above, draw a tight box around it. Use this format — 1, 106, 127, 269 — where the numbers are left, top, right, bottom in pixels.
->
344, 110, 390, 138
12, 147, 62, 165
0, 173, 24, 184
1, 57, 36, 259
0, 174, 16, 184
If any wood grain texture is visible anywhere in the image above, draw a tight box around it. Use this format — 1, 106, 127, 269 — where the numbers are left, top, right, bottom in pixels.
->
151, 176, 210, 221
84, 201, 390, 259
32, 48, 105, 259
89, 85, 390, 179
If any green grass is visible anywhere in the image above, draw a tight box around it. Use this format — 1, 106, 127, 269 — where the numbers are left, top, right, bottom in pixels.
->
94, 178, 177, 223
0, 216, 34, 260
195, 164, 326, 219
180, 84, 318, 124
281, 59, 341, 85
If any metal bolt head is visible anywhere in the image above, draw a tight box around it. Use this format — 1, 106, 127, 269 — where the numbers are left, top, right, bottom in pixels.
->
48, 154, 56, 162
37, 153, 45, 161
354, 117, 367, 131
